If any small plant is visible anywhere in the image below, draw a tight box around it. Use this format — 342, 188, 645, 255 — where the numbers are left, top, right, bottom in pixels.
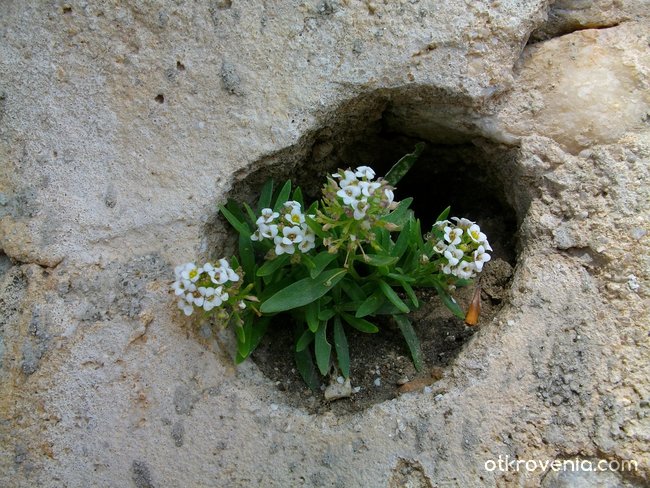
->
172, 144, 492, 389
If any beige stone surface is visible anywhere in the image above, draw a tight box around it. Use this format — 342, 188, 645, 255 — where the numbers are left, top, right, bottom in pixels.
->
1, 1, 649, 487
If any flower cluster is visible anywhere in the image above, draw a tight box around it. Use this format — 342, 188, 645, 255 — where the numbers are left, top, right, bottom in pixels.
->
330, 166, 395, 220
172, 259, 243, 316
432, 217, 492, 279
250, 201, 316, 255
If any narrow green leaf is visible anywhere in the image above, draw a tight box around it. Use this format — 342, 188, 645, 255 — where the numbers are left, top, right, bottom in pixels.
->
296, 329, 314, 352
256, 254, 290, 277
393, 315, 423, 371
258, 179, 274, 211
315, 321, 331, 375
384, 143, 425, 185
273, 180, 292, 212
219, 205, 251, 236
400, 280, 419, 308
294, 347, 320, 391
260, 268, 346, 313
364, 254, 399, 267
248, 316, 270, 356
432, 281, 465, 319
378, 280, 410, 313
391, 219, 411, 258
292, 186, 304, 207
239, 233, 255, 280
309, 252, 337, 279
383, 198, 414, 226
243, 202, 257, 225
306, 300, 320, 332
318, 308, 336, 322
340, 278, 365, 302
341, 312, 379, 333
356, 290, 385, 318
386, 272, 416, 283
333, 316, 350, 378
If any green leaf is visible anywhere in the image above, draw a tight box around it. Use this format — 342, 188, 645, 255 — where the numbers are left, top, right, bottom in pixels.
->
386, 272, 416, 283
341, 312, 379, 333
296, 329, 314, 352
306, 300, 320, 332
391, 219, 411, 258
393, 315, 423, 371
434, 206, 451, 224
305, 215, 327, 239
260, 268, 346, 313
256, 254, 290, 277
356, 290, 385, 318
384, 143, 425, 185
309, 252, 337, 279
294, 347, 320, 391
315, 321, 331, 375
378, 280, 410, 313
292, 186, 304, 207
219, 204, 251, 236
333, 316, 350, 378
243, 202, 257, 225
401, 280, 419, 308
340, 279, 365, 302
364, 254, 399, 267
318, 308, 336, 322
383, 198, 414, 226
239, 233, 255, 280
258, 179, 274, 211
432, 281, 465, 319
273, 180, 292, 212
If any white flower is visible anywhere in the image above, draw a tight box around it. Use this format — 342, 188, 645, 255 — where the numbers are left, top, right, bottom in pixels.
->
339, 170, 359, 188
451, 217, 475, 229
274, 235, 296, 255
441, 264, 454, 276
434, 220, 450, 231
384, 188, 394, 205
433, 240, 447, 254
444, 226, 463, 246
455, 260, 476, 279
238, 300, 246, 310
298, 230, 316, 253
355, 166, 376, 180
202, 286, 229, 311
172, 278, 196, 296
281, 225, 304, 244
259, 208, 279, 223
250, 229, 262, 241
359, 181, 380, 197
472, 245, 491, 272
258, 222, 279, 239
180, 263, 202, 282
284, 207, 305, 226
444, 245, 464, 266
467, 224, 488, 244
178, 299, 194, 316
283, 200, 302, 211
337, 184, 361, 205
352, 200, 369, 220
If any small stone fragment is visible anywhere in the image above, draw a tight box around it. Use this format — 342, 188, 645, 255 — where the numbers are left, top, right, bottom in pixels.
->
324, 378, 352, 401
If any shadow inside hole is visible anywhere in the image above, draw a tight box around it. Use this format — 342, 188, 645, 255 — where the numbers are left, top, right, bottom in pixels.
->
210, 106, 520, 413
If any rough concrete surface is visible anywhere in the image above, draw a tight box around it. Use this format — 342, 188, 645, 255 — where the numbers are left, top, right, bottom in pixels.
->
0, 1, 648, 487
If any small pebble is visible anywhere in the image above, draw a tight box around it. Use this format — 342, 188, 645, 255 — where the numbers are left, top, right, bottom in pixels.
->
423, 386, 432, 394
336, 376, 344, 384
374, 378, 381, 387
270, 404, 278, 411
396, 376, 409, 386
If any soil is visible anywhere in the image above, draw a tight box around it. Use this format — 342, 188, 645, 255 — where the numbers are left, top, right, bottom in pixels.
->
251, 258, 514, 415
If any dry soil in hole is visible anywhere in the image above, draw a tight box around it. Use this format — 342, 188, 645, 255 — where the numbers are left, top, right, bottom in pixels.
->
252, 258, 513, 415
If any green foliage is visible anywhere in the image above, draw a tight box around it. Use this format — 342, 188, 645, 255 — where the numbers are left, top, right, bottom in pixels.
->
174, 144, 494, 389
